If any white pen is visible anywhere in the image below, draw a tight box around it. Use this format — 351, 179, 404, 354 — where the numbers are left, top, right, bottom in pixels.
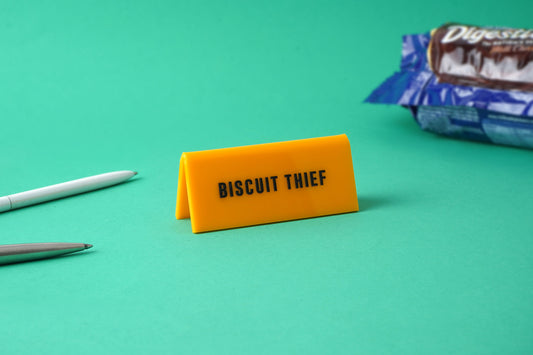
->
0, 170, 137, 212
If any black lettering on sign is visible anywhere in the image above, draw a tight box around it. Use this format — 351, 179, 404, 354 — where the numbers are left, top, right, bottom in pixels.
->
264, 176, 270, 192
219, 182, 227, 198
284, 174, 292, 190
319, 170, 326, 185
218, 170, 326, 198
294, 173, 303, 189
228, 181, 234, 197
270, 176, 278, 191
309, 171, 318, 186
235, 180, 243, 196
245, 179, 254, 195
255, 178, 264, 193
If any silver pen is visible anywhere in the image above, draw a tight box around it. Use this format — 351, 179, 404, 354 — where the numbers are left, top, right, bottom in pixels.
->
0, 170, 137, 212
0, 243, 93, 265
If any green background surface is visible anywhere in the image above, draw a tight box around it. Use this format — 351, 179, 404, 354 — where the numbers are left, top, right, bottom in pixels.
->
1, 1, 532, 354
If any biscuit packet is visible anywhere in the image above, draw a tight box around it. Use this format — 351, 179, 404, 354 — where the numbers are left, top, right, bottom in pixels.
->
365, 23, 533, 149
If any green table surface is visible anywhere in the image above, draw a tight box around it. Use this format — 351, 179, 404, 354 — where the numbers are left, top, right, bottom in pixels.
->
2, 1, 532, 354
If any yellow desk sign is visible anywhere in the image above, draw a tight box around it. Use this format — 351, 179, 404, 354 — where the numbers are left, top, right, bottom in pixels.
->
176, 134, 358, 233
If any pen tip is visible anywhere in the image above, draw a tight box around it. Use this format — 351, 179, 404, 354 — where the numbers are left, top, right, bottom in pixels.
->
133, 171, 138, 176
85, 244, 93, 249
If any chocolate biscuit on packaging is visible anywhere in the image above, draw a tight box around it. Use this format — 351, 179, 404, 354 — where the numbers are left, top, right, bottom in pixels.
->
428, 24, 533, 91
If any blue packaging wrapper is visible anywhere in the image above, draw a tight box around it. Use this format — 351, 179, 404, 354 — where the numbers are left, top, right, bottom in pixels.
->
365, 31, 533, 149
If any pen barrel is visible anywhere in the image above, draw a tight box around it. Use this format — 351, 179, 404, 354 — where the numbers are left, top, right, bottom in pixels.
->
0, 196, 11, 212
5, 171, 135, 210
0, 243, 90, 265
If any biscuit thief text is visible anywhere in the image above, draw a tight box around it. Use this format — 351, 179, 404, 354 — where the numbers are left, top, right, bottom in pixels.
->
218, 169, 326, 198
